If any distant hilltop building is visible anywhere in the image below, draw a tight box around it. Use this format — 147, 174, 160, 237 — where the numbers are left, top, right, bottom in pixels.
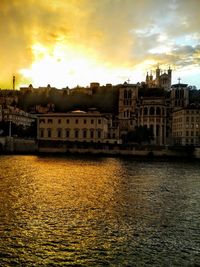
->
145, 65, 172, 91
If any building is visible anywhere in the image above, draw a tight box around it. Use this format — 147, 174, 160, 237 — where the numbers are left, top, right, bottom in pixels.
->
3, 106, 36, 127
117, 66, 200, 146
0, 89, 19, 106
138, 97, 168, 145
171, 83, 189, 109
146, 65, 172, 91
118, 82, 139, 136
172, 107, 200, 146
37, 110, 116, 143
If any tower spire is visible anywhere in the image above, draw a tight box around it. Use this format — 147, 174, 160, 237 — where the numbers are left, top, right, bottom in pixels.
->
13, 75, 15, 90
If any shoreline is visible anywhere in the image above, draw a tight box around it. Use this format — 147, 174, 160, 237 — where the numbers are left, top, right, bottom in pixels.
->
0, 137, 200, 159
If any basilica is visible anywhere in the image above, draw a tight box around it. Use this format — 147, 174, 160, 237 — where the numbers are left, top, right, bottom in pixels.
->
118, 66, 200, 146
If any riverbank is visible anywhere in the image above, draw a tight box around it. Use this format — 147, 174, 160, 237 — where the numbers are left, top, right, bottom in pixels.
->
1, 137, 200, 159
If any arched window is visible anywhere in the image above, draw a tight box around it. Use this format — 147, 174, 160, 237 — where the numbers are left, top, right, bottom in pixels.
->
156, 125, 160, 137
128, 90, 132, 99
124, 90, 128, 98
74, 129, 79, 139
156, 107, 161, 115
150, 107, 155, 115
57, 128, 62, 138
82, 129, 87, 138
144, 107, 148, 115
65, 129, 70, 138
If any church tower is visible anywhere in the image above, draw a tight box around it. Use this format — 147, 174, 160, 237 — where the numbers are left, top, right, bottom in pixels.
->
167, 66, 172, 87
118, 83, 139, 136
155, 64, 160, 87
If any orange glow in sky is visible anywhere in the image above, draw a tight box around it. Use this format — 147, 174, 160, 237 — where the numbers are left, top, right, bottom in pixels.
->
1, 0, 200, 89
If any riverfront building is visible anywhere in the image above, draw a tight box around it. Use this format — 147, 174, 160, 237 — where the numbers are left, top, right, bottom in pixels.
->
37, 110, 120, 144
172, 108, 200, 146
2, 106, 36, 127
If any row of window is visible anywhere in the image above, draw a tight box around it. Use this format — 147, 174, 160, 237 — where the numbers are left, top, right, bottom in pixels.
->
123, 100, 132, 106
186, 110, 199, 115
173, 131, 199, 137
123, 90, 133, 99
40, 128, 103, 139
174, 117, 199, 123
173, 124, 199, 129
142, 118, 164, 123
39, 118, 102, 125
140, 107, 165, 116
174, 138, 200, 145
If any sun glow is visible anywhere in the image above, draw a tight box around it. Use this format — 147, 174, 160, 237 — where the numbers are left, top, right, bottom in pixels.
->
19, 42, 149, 88
20, 43, 104, 88
19, 42, 163, 88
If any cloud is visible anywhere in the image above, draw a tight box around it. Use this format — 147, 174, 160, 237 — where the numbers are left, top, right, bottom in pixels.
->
0, 0, 200, 88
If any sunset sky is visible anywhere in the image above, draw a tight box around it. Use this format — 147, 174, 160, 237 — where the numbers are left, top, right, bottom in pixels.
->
1, 0, 200, 89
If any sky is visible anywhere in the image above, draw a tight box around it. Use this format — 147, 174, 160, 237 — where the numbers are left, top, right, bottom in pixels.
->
0, 0, 200, 89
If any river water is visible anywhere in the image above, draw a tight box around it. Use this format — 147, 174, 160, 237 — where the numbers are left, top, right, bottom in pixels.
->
0, 155, 200, 266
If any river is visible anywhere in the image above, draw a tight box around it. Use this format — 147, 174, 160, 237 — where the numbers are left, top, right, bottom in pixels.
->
0, 155, 200, 266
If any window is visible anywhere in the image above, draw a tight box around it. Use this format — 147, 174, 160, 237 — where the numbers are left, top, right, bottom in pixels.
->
65, 129, 70, 138
40, 129, 44, 138
124, 90, 127, 98
48, 119, 53, 124
156, 107, 161, 115
97, 130, 101, 138
98, 119, 101, 124
186, 131, 189, 137
74, 130, 79, 138
84, 119, 87, 124
83, 130, 87, 138
90, 130, 94, 138
128, 90, 132, 99
91, 119, 94, 124
144, 107, 148, 116
47, 128, 51, 138
57, 128, 62, 138
58, 119, 61, 124
150, 107, 154, 115
191, 131, 194, 136
75, 119, 78, 124
39, 119, 45, 123
66, 119, 69, 124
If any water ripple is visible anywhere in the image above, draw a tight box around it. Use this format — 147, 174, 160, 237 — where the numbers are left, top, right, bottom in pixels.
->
0, 155, 200, 266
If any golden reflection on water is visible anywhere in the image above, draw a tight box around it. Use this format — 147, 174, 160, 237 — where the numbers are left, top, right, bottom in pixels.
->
0, 155, 200, 266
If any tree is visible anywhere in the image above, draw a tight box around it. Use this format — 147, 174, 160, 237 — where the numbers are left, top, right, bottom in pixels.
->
125, 126, 154, 144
